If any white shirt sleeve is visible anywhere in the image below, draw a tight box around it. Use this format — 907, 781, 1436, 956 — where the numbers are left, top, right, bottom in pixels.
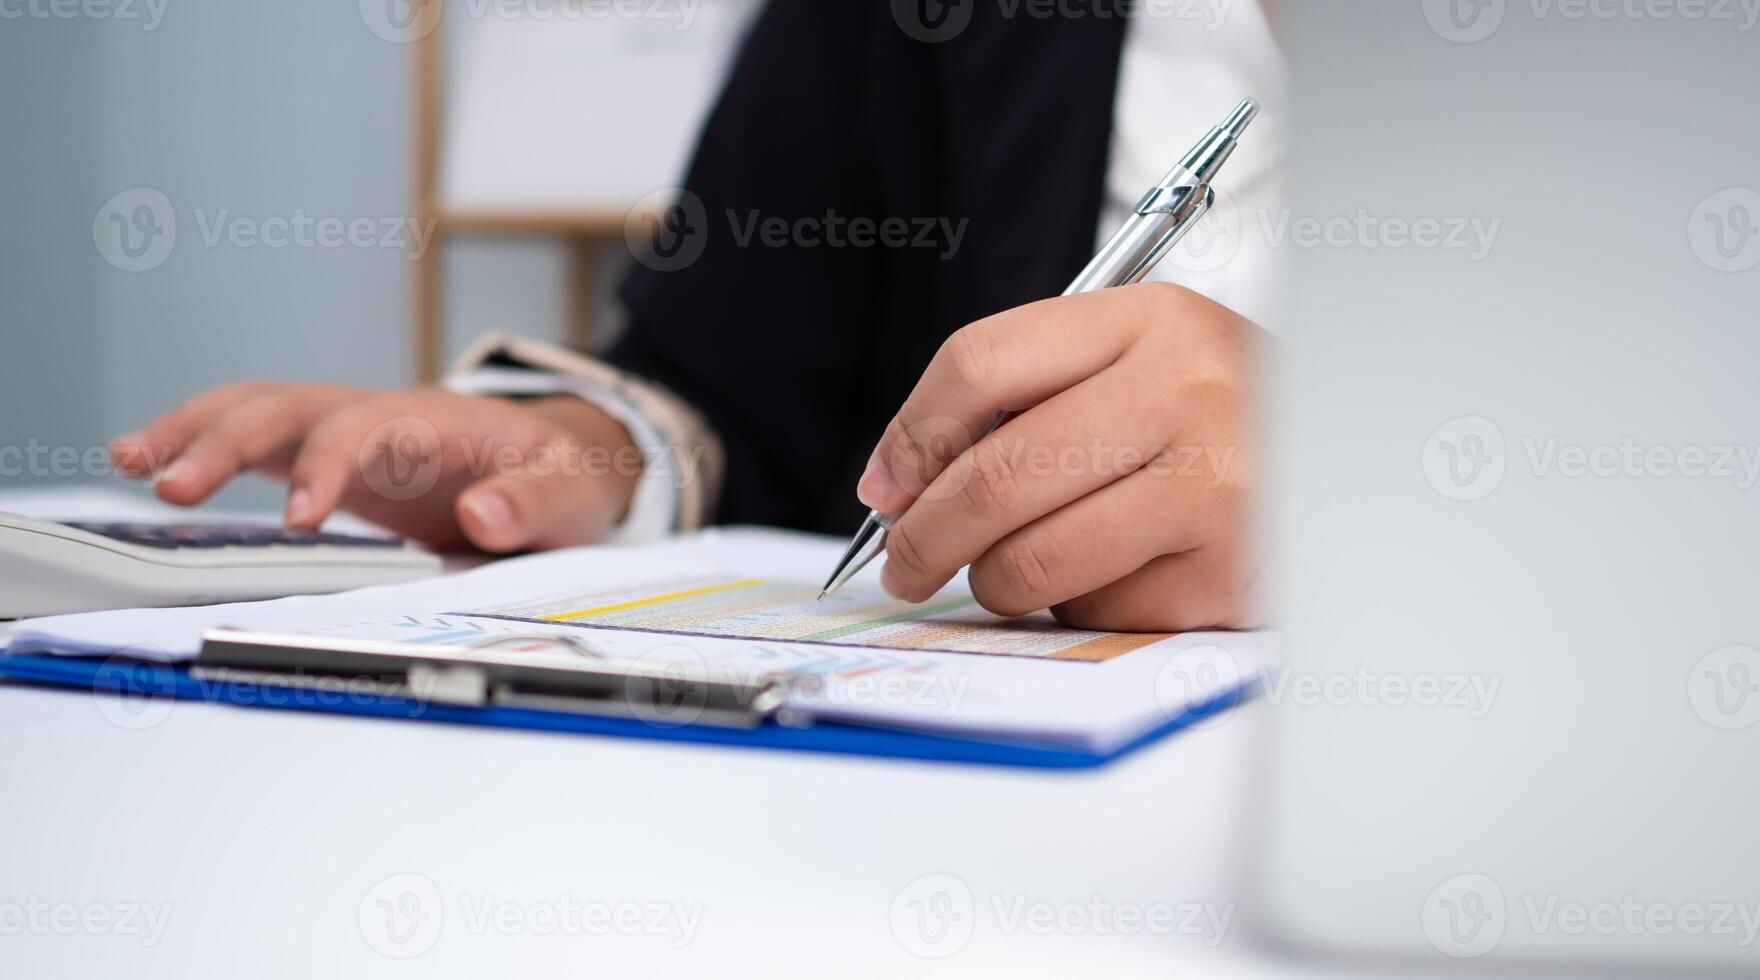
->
1105, 0, 1287, 330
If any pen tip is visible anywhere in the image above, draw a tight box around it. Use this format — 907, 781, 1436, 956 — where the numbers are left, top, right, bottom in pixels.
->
816, 591, 827, 601
1224, 98, 1259, 137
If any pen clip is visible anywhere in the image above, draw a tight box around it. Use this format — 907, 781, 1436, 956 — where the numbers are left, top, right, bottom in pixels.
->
1120, 185, 1215, 287
1168, 184, 1214, 227
1134, 170, 1204, 216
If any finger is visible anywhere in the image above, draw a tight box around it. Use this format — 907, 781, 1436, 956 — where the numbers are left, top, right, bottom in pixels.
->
110, 383, 262, 477
284, 405, 420, 529
455, 438, 629, 553
1051, 549, 1259, 633
880, 352, 1195, 602
151, 392, 314, 506
964, 452, 1239, 616
859, 287, 1166, 514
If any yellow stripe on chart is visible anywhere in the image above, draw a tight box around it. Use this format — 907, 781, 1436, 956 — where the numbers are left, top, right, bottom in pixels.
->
537, 578, 766, 622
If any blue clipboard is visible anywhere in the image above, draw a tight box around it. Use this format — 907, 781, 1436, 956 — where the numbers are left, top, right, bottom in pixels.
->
0, 651, 1250, 770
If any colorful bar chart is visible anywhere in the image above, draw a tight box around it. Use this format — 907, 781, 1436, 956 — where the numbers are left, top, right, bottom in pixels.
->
460, 577, 1170, 661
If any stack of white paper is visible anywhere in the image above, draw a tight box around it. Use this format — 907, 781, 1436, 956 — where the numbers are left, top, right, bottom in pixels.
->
0, 528, 1269, 753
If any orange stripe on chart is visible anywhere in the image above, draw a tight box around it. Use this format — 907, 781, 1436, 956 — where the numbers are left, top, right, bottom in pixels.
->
1051, 632, 1174, 662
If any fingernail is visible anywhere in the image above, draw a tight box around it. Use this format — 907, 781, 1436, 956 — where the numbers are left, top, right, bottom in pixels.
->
880, 562, 909, 601
462, 491, 516, 537
284, 487, 313, 527
157, 458, 194, 486
857, 451, 906, 511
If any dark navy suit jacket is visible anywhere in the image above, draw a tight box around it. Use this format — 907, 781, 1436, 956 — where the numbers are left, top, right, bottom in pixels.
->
608, 0, 1129, 533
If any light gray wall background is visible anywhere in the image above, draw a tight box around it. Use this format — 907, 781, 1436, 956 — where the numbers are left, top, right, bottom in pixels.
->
2, 15, 106, 483
0, 4, 584, 507
1256, 0, 1760, 968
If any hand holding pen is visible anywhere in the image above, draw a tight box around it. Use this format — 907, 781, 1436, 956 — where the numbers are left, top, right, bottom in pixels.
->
821, 100, 1265, 633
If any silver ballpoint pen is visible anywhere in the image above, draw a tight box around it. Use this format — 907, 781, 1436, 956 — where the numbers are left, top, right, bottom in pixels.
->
818, 98, 1260, 600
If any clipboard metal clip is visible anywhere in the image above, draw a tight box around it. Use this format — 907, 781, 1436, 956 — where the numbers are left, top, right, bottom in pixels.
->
192, 628, 797, 730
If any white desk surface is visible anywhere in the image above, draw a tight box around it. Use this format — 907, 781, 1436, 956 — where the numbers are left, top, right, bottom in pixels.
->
0, 680, 1298, 978
0, 487, 1544, 978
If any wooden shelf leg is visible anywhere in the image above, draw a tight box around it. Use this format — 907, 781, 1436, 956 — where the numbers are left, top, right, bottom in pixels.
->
564, 235, 602, 354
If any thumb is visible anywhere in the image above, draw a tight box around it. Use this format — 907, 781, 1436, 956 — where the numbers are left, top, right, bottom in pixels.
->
455, 453, 626, 553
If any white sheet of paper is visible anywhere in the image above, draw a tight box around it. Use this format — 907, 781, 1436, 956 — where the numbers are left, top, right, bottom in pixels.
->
440, 2, 761, 212
0, 528, 1269, 752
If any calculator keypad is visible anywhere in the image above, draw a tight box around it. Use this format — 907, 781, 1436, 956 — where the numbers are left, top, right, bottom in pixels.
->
64, 522, 404, 551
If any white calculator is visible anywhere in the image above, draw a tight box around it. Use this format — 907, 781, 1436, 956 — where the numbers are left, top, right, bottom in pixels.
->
0, 512, 442, 619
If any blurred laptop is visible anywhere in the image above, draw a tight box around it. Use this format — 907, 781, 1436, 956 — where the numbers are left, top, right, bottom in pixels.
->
1256, 0, 1760, 972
